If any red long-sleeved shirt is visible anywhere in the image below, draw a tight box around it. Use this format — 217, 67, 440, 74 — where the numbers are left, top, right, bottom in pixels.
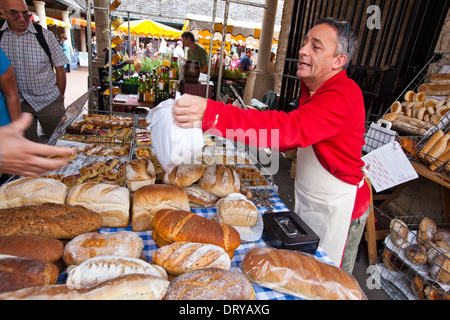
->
202, 70, 370, 220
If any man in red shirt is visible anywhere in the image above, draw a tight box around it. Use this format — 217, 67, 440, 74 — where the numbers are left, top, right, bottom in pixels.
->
173, 18, 370, 273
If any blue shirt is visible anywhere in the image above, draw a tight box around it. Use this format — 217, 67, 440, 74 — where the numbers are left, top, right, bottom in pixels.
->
0, 22, 69, 112
0, 47, 11, 126
240, 54, 251, 72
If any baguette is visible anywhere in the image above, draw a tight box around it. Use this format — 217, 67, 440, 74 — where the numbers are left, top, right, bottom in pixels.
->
0, 273, 169, 300
419, 130, 445, 158
429, 149, 450, 171
0, 255, 59, 293
418, 83, 450, 96
430, 73, 450, 85
152, 209, 240, 258
63, 231, 144, 266
392, 120, 427, 135
241, 247, 366, 300
0, 235, 63, 263
0, 203, 103, 239
425, 134, 450, 162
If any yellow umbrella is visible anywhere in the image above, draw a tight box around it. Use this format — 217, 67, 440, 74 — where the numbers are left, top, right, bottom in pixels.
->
118, 19, 182, 39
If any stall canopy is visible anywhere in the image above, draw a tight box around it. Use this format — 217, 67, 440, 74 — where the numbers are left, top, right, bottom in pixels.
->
182, 13, 280, 45
46, 17, 68, 28
117, 19, 183, 39
71, 17, 96, 30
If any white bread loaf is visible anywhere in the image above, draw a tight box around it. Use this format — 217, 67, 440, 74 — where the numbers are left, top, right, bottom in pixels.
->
152, 242, 231, 275
63, 231, 144, 266
0, 177, 67, 209
198, 164, 240, 197
183, 184, 220, 207
0, 273, 169, 300
164, 268, 255, 300
125, 159, 156, 192
66, 256, 168, 289
66, 182, 130, 228
131, 184, 190, 231
166, 164, 205, 188
217, 193, 258, 227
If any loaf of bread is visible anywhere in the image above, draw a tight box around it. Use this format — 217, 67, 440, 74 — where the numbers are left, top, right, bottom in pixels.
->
0, 203, 102, 239
152, 242, 231, 275
0, 255, 59, 293
66, 182, 130, 228
389, 218, 409, 248
241, 247, 366, 300
0, 177, 67, 209
405, 244, 427, 265
63, 231, 144, 266
125, 159, 156, 192
66, 256, 168, 289
0, 273, 169, 300
418, 83, 450, 96
183, 184, 220, 207
166, 164, 205, 188
418, 217, 437, 249
429, 251, 449, 284
152, 209, 240, 258
131, 184, 190, 232
198, 164, 240, 197
430, 73, 450, 85
424, 134, 450, 163
419, 130, 445, 158
164, 268, 255, 300
217, 193, 258, 227
0, 235, 63, 263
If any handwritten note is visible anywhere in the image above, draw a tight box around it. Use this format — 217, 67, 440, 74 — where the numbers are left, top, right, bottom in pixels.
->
362, 141, 419, 193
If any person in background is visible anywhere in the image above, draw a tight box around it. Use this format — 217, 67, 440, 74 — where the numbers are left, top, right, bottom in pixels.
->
268, 51, 276, 74
239, 48, 253, 72
91, 35, 97, 59
145, 42, 155, 57
138, 42, 146, 58
0, 46, 20, 126
230, 52, 240, 70
172, 18, 370, 273
59, 33, 71, 73
0, 113, 75, 176
104, 42, 134, 70
181, 31, 208, 74
172, 40, 185, 63
0, 0, 70, 142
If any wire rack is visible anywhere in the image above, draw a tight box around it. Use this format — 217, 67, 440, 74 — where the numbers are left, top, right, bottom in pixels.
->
377, 215, 449, 300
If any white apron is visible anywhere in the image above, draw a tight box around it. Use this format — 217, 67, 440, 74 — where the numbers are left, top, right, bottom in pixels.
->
294, 146, 358, 267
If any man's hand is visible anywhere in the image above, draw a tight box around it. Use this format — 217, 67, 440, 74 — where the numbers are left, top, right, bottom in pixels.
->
0, 113, 76, 177
172, 94, 208, 129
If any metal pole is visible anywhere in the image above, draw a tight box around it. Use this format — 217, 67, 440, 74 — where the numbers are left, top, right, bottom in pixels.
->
216, 0, 230, 99
107, 0, 112, 112
86, 0, 93, 111
206, 0, 217, 99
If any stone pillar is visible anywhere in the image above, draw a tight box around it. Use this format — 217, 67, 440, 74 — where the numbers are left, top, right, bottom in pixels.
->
79, 27, 87, 52
61, 11, 72, 45
33, 1, 47, 29
242, 0, 278, 104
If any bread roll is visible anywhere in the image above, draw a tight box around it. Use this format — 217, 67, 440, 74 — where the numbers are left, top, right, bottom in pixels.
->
0, 255, 59, 293
429, 252, 449, 284
418, 217, 437, 249
166, 164, 205, 188
164, 268, 255, 300
63, 231, 144, 266
405, 244, 427, 265
152, 242, 230, 276
66, 182, 130, 228
217, 193, 258, 227
183, 184, 220, 207
389, 219, 409, 248
418, 83, 450, 96
404, 91, 416, 102
241, 247, 366, 300
0, 273, 169, 300
0, 235, 63, 263
382, 113, 398, 122
413, 92, 426, 103
125, 159, 156, 192
66, 256, 168, 289
198, 164, 240, 197
131, 184, 190, 232
0, 203, 103, 239
390, 101, 402, 114
0, 177, 67, 209
152, 209, 241, 258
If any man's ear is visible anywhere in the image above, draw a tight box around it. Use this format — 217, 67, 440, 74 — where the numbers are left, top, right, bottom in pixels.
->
333, 54, 348, 70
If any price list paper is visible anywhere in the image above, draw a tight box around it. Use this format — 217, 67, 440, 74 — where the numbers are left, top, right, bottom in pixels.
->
362, 141, 419, 193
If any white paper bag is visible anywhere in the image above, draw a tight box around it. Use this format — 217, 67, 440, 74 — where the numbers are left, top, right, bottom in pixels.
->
147, 97, 204, 173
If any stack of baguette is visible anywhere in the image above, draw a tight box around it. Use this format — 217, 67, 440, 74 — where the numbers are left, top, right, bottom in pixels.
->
417, 130, 450, 173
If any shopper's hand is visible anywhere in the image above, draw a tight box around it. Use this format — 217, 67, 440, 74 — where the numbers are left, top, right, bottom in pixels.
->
172, 94, 207, 129
0, 113, 76, 177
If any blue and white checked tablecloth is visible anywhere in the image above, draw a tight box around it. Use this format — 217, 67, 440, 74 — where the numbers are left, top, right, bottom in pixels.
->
99, 191, 334, 301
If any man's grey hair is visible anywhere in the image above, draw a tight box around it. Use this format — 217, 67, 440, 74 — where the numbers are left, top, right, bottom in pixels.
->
315, 17, 358, 69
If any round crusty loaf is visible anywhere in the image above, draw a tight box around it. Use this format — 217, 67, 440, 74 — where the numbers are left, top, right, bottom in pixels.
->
198, 164, 240, 197
66, 182, 130, 228
131, 184, 190, 232
63, 231, 144, 266
125, 159, 156, 192
164, 268, 255, 300
217, 193, 258, 227
0, 177, 67, 209
166, 164, 205, 188
183, 184, 220, 207
152, 242, 231, 275
66, 256, 168, 289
